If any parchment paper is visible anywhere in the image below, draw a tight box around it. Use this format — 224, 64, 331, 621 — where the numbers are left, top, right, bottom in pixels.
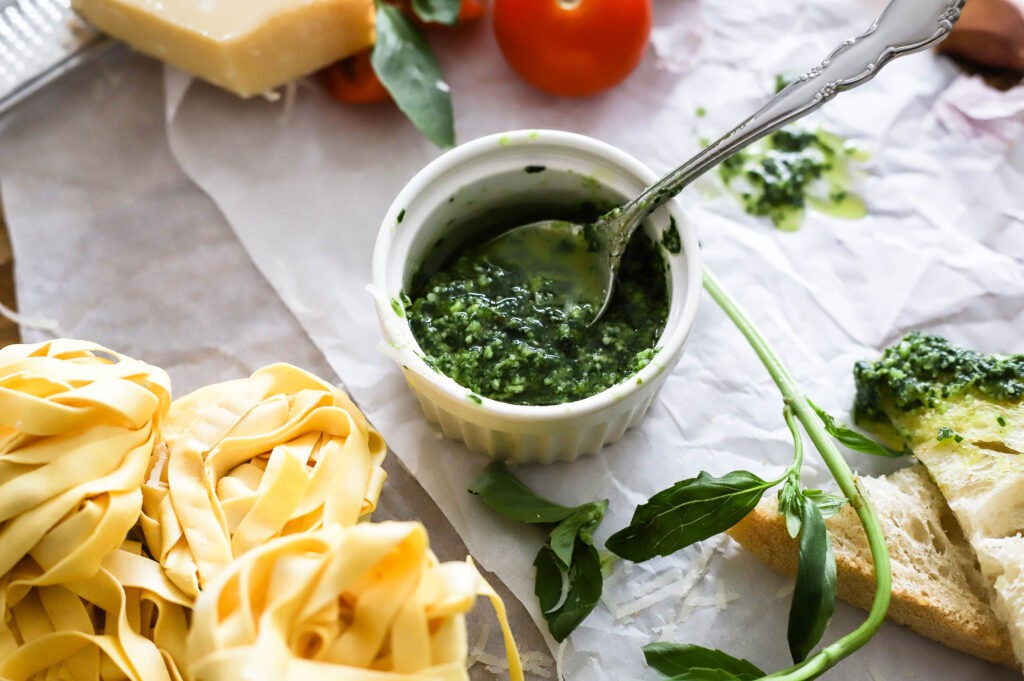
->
3, 0, 1024, 678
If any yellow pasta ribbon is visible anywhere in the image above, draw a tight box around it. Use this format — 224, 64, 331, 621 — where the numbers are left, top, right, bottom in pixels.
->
187, 523, 524, 681
0, 339, 171, 587
0, 542, 192, 681
141, 363, 388, 599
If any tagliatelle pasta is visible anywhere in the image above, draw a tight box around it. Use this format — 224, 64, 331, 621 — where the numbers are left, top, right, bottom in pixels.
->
0, 542, 193, 681
187, 522, 524, 681
141, 363, 388, 599
0, 339, 171, 588
0, 342, 522, 681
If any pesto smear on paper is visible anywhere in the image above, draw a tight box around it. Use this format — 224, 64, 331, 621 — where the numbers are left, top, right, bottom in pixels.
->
718, 126, 868, 231
408, 228, 669, 406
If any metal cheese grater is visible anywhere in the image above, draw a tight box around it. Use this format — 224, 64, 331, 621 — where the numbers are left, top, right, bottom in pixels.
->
0, 0, 112, 116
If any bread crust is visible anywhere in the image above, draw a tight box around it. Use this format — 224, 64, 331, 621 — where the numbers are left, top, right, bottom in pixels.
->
728, 495, 1018, 669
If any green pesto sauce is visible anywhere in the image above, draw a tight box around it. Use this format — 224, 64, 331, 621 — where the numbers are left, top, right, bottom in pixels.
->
718, 126, 867, 231
661, 217, 681, 254
854, 331, 1024, 425
408, 231, 668, 406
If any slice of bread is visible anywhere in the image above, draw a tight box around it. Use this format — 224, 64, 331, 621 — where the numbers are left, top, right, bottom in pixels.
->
900, 399, 1024, 667
727, 464, 1018, 668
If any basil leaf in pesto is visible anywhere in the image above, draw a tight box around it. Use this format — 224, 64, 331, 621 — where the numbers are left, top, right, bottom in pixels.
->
469, 462, 609, 641
811, 401, 906, 458
788, 499, 836, 663
371, 2, 455, 148
468, 461, 579, 524
643, 642, 765, 680
605, 471, 773, 562
411, 0, 460, 24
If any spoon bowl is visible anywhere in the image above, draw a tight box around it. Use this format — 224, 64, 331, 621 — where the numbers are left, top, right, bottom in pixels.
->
487, 0, 964, 324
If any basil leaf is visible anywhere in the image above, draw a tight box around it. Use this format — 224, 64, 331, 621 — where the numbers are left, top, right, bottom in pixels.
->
803, 489, 847, 520
550, 500, 608, 568
534, 539, 604, 642
412, 0, 460, 24
787, 500, 837, 662
643, 642, 765, 680
606, 471, 773, 562
371, 2, 455, 148
811, 401, 905, 458
663, 670, 744, 681
469, 462, 579, 524
777, 479, 804, 539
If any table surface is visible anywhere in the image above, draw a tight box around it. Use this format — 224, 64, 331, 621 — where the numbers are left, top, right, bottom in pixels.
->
0, 208, 19, 346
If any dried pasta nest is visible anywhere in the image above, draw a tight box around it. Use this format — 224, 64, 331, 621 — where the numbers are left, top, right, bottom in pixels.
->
187, 522, 522, 681
0, 339, 170, 588
141, 364, 388, 599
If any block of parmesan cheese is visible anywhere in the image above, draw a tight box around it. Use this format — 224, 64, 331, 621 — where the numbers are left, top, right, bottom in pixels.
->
71, 0, 375, 97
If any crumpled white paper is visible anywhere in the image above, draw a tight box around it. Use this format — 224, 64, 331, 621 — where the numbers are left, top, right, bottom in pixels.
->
8, 0, 1024, 677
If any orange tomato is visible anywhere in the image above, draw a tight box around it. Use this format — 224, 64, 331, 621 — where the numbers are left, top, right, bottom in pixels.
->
321, 50, 391, 104
493, 0, 652, 97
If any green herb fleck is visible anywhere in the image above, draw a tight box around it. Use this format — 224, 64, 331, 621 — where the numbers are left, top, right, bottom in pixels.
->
661, 217, 681, 254
775, 72, 797, 93
524, 165, 546, 174
998, 415, 1008, 427
936, 426, 963, 443
390, 298, 405, 317
695, 106, 707, 117
467, 393, 482, 405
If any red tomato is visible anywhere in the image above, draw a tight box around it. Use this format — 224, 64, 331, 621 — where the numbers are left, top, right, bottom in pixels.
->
493, 0, 652, 97
321, 50, 391, 104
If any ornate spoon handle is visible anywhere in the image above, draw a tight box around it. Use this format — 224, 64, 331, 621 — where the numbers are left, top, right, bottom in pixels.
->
601, 0, 964, 261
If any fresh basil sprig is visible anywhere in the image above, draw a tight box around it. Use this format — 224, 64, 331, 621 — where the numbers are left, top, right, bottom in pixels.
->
610, 404, 842, 665
605, 471, 775, 562
371, 1, 455, 148
624, 268, 892, 681
643, 642, 765, 681
810, 400, 905, 458
469, 461, 608, 641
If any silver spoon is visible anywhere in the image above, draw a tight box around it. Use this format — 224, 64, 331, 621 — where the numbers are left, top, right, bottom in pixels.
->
485, 0, 964, 323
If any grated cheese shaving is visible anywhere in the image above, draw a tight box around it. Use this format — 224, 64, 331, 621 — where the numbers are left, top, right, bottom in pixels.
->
869, 661, 889, 681
715, 580, 740, 611
466, 621, 493, 670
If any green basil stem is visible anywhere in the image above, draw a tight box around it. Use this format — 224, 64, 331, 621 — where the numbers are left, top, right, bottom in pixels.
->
702, 265, 891, 679
782, 405, 803, 478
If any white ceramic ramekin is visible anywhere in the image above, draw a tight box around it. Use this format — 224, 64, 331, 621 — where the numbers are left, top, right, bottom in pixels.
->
371, 130, 701, 464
